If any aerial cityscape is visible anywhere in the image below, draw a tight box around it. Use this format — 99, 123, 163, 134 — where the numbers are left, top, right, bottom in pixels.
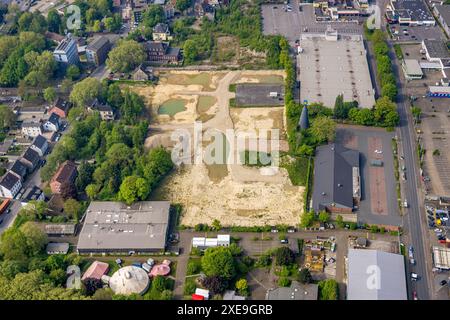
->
0, 0, 449, 304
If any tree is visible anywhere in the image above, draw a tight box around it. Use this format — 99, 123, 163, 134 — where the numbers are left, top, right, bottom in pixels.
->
93, 288, 113, 300
235, 278, 249, 296
104, 14, 122, 33
277, 277, 291, 287
201, 246, 236, 280
19, 222, 48, 257
274, 247, 295, 266
70, 77, 102, 107
333, 94, 345, 119
43, 87, 56, 103
411, 106, 422, 122
142, 5, 165, 29
298, 144, 314, 157
381, 83, 397, 101
310, 116, 336, 143
85, 184, 100, 200
0, 104, 16, 129
49, 269, 66, 286
0, 260, 28, 279
336, 215, 344, 228
318, 211, 330, 223
374, 96, 397, 126
66, 65, 80, 80
298, 268, 312, 284
83, 278, 103, 296
183, 39, 198, 64
212, 219, 222, 231
176, 0, 193, 12
63, 198, 83, 221
201, 275, 227, 295
118, 175, 150, 205
318, 279, 339, 300
300, 211, 315, 228
106, 40, 145, 73
47, 9, 62, 33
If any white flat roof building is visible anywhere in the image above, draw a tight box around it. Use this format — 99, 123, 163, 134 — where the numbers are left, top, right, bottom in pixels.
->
432, 246, 450, 270
298, 35, 375, 108
192, 234, 231, 250
402, 59, 424, 80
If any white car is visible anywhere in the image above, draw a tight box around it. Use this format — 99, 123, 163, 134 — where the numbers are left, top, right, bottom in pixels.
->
403, 200, 408, 208
374, 149, 383, 154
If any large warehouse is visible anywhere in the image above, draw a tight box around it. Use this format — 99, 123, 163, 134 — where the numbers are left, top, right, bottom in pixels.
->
77, 201, 171, 254
298, 31, 375, 108
347, 249, 407, 300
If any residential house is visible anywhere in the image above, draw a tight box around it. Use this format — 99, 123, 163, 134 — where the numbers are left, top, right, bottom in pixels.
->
50, 98, 72, 118
0, 172, 22, 199
53, 34, 80, 66
20, 186, 45, 206
132, 64, 154, 81
86, 36, 112, 66
20, 148, 41, 172
152, 23, 172, 41
163, 3, 175, 19
144, 41, 181, 65
44, 113, 60, 132
30, 135, 49, 157
22, 122, 44, 138
87, 99, 115, 121
50, 161, 78, 194
9, 159, 28, 181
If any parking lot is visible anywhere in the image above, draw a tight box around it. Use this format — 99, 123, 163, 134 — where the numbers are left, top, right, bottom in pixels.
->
235, 84, 285, 107
261, 0, 362, 44
336, 126, 401, 227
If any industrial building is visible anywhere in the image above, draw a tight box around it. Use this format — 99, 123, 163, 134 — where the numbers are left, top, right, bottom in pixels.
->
390, 0, 435, 26
298, 30, 375, 108
77, 201, 171, 254
347, 249, 407, 300
312, 143, 360, 218
402, 59, 424, 80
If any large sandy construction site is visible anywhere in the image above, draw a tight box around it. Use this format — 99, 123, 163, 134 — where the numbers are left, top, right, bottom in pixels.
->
131, 70, 304, 227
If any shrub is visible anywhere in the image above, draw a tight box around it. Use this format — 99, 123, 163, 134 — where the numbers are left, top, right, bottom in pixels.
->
277, 277, 291, 287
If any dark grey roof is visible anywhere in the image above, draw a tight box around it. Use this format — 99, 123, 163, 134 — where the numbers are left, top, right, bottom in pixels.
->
47, 113, 60, 125
46, 242, 70, 254
298, 106, 310, 130
266, 282, 318, 300
10, 160, 27, 178
312, 143, 359, 212
392, 0, 434, 22
53, 98, 72, 112
347, 249, 407, 300
22, 148, 41, 165
144, 41, 168, 52
86, 36, 110, 52
77, 201, 171, 252
22, 186, 44, 202
32, 135, 47, 150
0, 172, 20, 189
423, 39, 450, 59
153, 23, 169, 34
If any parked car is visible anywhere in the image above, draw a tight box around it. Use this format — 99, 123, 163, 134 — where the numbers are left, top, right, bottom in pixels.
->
280, 239, 288, 244
412, 291, 418, 300
410, 258, 415, 265
132, 262, 142, 268
411, 273, 419, 281
403, 200, 409, 208
408, 246, 414, 259
440, 280, 447, 286
142, 263, 152, 272
147, 258, 155, 267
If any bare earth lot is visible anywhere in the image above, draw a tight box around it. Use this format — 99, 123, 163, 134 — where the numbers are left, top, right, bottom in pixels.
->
132, 70, 304, 227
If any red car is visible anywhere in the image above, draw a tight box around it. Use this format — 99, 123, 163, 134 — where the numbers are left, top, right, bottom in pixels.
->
413, 291, 418, 300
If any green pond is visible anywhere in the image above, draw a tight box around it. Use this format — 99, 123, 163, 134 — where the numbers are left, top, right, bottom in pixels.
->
158, 99, 186, 116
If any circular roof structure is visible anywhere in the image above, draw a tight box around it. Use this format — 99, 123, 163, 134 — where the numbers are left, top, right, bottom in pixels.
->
109, 266, 150, 295
149, 264, 171, 277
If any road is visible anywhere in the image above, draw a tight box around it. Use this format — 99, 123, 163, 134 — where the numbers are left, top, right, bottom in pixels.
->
387, 36, 432, 300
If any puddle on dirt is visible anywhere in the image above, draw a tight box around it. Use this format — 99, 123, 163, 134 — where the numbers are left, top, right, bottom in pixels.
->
158, 99, 186, 116
204, 132, 230, 183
